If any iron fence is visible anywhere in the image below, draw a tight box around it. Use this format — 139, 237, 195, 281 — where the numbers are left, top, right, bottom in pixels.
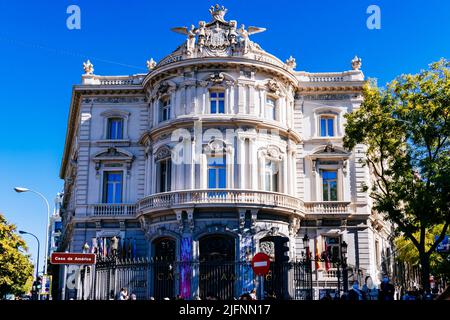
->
75, 258, 313, 300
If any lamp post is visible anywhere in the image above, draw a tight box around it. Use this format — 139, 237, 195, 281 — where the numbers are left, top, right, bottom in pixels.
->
14, 187, 51, 276
19, 230, 40, 299
302, 234, 314, 300
341, 241, 348, 294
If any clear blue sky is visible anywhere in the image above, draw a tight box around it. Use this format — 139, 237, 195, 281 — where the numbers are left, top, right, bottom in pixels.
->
0, 0, 449, 272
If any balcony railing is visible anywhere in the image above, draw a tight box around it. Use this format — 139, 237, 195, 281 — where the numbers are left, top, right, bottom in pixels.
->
89, 204, 137, 216
304, 201, 351, 215
137, 189, 303, 214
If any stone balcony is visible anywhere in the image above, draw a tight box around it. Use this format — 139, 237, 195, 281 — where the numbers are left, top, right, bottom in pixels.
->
85, 193, 356, 218
137, 189, 304, 216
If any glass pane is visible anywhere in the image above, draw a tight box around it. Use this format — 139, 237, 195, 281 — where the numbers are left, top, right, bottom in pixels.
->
208, 168, 216, 188
116, 120, 123, 139
322, 183, 329, 201
329, 181, 337, 201
328, 118, 334, 136
211, 101, 217, 113
273, 173, 279, 192
210, 92, 217, 98
320, 118, 327, 136
107, 183, 114, 203
218, 167, 226, 188
218, 100, 224, 113
218, 92, 224, 98
115, 181, 122, 203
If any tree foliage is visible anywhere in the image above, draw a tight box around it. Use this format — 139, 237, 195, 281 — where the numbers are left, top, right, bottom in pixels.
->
344, 59, 450, 290
0, 213, 34, 297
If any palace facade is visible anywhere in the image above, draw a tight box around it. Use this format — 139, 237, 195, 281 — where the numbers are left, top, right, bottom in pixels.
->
58, 5, 393, 299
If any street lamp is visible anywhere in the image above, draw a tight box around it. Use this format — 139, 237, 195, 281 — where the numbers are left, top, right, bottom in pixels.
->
14, 187, 51, 276
340, 241, 348, 294
19, 230, 40, 299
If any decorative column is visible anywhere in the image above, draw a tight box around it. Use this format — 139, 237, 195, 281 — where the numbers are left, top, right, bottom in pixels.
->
282, 152, 288, 194
249, 137, 258, 190
237, 136, 246, 189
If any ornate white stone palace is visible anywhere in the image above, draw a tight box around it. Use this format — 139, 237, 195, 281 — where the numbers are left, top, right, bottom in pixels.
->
58, 5, 393, 299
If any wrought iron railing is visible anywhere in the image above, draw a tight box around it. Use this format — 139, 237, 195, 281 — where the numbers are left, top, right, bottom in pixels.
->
75, 258, 313, 300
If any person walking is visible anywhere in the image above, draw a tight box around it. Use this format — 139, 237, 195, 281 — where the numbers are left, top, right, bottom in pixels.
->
118, 288, 129, 300
347, 281, 364, 301
361, 276, 379, 300
379, 276, 395, 301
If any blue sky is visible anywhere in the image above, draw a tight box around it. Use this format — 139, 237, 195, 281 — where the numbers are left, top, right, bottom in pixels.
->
0, 0, 449, 272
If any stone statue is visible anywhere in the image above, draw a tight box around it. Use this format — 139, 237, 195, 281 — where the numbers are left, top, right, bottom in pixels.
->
83, 60, 94, 75
238, 24, 266, 54
171, 25, 198, 55
352, 55, 362, 70
197, 21, 206, 48
285, 55, 297, 70
146, 58, 156, 71
229, 20, 238, 45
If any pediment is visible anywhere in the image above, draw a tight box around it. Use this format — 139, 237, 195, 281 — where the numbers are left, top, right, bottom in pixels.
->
93, 147, 134, 162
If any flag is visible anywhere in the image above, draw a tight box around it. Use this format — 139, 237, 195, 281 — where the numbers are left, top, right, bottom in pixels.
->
324, 240, 331, 271
103, 238, 107, 257
91, 238, 97, 254
314, 238, 320, 270
98, 237, 103, 257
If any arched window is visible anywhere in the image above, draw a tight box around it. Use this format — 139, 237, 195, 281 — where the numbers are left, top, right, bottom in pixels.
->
264, 160, 279, 192
155, 147, 172, 193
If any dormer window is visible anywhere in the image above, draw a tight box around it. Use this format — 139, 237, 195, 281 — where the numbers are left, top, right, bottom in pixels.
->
265, 97, 276, 120
210, 91, 225, 114
107, 118, 124, 140
159, 97, 171, 122
320, 115, 336, 137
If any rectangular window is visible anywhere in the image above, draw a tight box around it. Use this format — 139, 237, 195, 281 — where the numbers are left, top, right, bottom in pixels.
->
320, 116, 335, 137
325, 237, 341, 261
265, 98, 276, 120
322, 170, 338, 201
264, 160, 279, 192
159, 98, 171, 122
210, 91, 225, 114
207, 155, 226, 188
107, 118, 124, 140
157, 159, 172, 193
102, 171, 123, 204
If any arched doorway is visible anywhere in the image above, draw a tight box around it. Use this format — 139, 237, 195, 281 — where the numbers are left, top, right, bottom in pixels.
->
199, 234, 235, 299
152, 237, 176, 299
259, 235, 290, 299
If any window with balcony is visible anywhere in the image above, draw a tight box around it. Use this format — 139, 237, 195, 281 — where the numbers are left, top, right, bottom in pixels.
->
207, 155, 226, 189
107, 118, 124, 140
156, 158, 172, 193
325, 236, 341, 261
321, 170, 338, 201
264, 160, 279, 192
265, 97, 276, 120
210, 91, 225, 114
159, 97, 171, 122
102, 171, 123, 204
320, 115, 336, 137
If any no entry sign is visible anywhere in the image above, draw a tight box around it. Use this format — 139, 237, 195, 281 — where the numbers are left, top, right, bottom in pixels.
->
251, 252, 271, 276
50, 253, 96, 265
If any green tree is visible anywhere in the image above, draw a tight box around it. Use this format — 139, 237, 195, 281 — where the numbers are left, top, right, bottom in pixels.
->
0, 213, 34, 297
395, 224, 449, 283
344, 59, 450, 292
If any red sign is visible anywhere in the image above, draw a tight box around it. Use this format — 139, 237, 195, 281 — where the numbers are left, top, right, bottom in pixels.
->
251, 253, 271, 276
50, 253, 96, 265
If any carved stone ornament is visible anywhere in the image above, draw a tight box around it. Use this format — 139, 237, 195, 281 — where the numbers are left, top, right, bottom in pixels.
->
267, 79, 281, 95
154, 146, 171, 161
83, 60, 94, 75
260, 241, 275, 257
209, 72, 225, 84
170, 5, 266, 58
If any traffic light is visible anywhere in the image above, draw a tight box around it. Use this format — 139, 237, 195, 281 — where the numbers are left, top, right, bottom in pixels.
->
274, 236, 290, 263
36, 276, 42, 291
